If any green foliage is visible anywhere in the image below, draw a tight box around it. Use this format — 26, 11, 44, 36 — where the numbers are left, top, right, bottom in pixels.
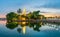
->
6, 22, 18, 29
28, 22, 42, 32
27, 10, 45, 20
6, 12, 18, 22
17, 8, 22, 15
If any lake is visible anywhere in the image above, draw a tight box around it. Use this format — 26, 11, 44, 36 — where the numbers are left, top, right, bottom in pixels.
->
0, 21, 60, 37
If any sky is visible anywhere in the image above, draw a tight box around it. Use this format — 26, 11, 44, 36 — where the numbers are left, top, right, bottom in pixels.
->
0, 0, 60, 17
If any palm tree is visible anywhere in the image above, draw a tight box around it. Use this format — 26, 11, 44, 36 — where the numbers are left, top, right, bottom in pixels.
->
32, 10, 40, 19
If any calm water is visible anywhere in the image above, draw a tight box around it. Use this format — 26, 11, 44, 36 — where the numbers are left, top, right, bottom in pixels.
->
0, 21, 60, 37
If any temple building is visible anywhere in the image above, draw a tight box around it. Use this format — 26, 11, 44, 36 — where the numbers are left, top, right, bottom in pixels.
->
18, 9, 26, 25
18, 9, 26, 34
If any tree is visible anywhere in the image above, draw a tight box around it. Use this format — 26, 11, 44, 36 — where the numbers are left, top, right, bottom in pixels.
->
27, 10, 40, 19
6, 12, 18, 23
17, 8, 22, 15
31, 10, 40, 19
27, 12, 32, 19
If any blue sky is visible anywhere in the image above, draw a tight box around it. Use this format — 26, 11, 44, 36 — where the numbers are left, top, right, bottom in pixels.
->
0, 0, 60, 17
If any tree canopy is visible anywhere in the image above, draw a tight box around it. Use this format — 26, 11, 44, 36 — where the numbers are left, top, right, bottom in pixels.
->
6, 12, 18, 22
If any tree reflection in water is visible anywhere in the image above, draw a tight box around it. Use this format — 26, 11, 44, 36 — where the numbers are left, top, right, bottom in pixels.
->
6, 21, 44, 34
17, 28, 22, 33
6, 22, 18, 29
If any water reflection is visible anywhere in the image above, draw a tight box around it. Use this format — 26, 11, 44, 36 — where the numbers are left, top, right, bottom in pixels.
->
45, 23, 60, 30
0, 20, 60, 37
6, 21, 44, 34
6, 22, 18, 29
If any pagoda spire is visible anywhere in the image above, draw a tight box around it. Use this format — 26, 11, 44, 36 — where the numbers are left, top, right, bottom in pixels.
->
22, 8, 26, 16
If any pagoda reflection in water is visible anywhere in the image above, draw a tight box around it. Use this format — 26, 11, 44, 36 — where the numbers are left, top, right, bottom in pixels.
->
18, 9, 27, 34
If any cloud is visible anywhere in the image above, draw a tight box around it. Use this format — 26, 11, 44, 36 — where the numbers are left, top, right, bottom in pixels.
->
40, 8, 60, 13
0, 0, 60, 17
25, 7, 60, 17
